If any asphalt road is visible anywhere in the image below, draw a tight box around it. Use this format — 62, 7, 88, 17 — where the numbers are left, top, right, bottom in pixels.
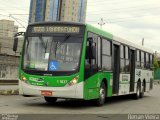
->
0, 85, 160, 120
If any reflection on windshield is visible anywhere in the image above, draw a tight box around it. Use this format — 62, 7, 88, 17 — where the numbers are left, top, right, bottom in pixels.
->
23, 35, 82, 71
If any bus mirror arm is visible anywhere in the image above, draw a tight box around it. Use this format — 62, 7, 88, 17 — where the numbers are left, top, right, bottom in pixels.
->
86, 46, 92, 64
14, 32, 25, 37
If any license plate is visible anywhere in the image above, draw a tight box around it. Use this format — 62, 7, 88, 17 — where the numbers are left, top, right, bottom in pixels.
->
41, 91, 52, 96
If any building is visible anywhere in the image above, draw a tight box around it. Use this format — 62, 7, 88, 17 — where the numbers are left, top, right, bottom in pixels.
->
29, 0, 87, 23
0, 20, 19, 55
60, 0, 87, 22
0, 20, 22, 78
0, 20, 18, 38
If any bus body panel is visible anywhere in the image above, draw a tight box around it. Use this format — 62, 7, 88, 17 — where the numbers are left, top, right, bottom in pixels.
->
19, 80, 84, 99
134, 69, 153, 92
21, 71, 81, 87
83, 72, 113, 100
83, 24, 114, 100
119, 74, 130, 95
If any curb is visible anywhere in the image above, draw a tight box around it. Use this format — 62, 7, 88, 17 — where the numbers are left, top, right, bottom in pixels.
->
154, 81, 160, 85
0, 89, 19, 95
0, 79, 18, 85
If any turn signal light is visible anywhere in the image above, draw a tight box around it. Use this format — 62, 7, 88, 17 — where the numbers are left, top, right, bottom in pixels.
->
67, 76, 79, 86
22, 76, 27, 83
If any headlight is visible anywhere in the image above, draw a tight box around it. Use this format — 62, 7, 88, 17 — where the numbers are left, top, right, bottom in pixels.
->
67, 76, 79, 86
21, 76, 28, 83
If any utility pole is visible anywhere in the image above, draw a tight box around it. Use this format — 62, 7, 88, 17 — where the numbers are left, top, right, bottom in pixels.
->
142, 38, 144, 46
98, 18, 105, 29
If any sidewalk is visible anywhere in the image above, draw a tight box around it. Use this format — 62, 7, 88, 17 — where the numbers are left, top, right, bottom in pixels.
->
0, 85, 19, 95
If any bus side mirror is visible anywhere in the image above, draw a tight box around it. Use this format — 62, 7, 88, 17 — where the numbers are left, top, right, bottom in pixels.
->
92, 46, 96, 59
91, 40, 96, 59
13, 37, 18, 52
86, 37, 96, 64
13, 32, 25, 52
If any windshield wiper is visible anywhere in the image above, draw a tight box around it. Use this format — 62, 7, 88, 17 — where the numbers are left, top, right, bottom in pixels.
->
56, 35, 71, 50
39, 35, 48, 53
25, 37, 31, 60
54, 35, 71, 57
26, 37, 29, 49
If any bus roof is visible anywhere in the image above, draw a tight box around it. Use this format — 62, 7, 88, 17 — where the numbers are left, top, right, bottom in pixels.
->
86, 23, 154, 54
28, 21, 85, 26
28, 22, 153, 54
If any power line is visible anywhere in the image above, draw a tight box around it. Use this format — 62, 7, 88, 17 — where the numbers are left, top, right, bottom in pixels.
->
88, 0, 141, 5
0, 14, 28, 29
10, 14, 29, 16
0, 14, 9, 17
87, 1, 160, 7
86, 13, 160, 23
9, 15, 26, 29
87, 7, 160, 15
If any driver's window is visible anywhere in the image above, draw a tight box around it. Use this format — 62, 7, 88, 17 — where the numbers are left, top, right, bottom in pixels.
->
84, 32, 98, 79
86, 32, 98, 65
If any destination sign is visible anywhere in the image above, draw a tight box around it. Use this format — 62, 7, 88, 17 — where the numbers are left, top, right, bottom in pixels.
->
32, 26, 80, 33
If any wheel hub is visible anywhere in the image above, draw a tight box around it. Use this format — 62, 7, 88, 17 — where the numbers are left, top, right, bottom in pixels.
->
100, 88, 105, 100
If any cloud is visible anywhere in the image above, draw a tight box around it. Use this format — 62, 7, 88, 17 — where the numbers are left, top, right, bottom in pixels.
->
86, 0, 160, 52
0, 0, 160, 52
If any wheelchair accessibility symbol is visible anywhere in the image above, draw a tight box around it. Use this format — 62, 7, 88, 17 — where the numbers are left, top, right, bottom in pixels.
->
49, 61, 58, 71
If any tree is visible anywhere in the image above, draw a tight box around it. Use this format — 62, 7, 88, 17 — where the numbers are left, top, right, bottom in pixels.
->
154, 56, 159, 70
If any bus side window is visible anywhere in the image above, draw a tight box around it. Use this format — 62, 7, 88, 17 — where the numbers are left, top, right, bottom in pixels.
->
150, 54, 153, 69
84, 32, 98, 79
120, 45, 125, 73
85, 32, 98, 65
144, 52, 146, 69
98, 37, 102, 70
136, 50, 140, 68
141, 51, 144, 68
146, 53, 149, 69
102, 38, 112, 71
125, 46, 130, 73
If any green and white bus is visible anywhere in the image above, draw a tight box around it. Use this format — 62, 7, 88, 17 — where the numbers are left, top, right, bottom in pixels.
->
13, 22, 154, 106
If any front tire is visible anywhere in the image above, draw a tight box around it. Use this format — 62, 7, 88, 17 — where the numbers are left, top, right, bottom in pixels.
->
44, 97, 57, 103
94, 82, 106, 106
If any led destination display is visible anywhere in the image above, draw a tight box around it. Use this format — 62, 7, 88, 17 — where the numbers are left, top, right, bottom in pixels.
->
32, 26, 80, 33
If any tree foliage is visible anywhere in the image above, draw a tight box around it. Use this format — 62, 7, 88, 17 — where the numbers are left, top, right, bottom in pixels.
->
154, 56, 159, 70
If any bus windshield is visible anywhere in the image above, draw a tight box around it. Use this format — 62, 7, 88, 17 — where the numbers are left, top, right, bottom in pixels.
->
23, 34, 83, 72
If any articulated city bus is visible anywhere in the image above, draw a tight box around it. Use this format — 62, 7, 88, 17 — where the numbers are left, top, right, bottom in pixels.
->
13, 22, 154, 106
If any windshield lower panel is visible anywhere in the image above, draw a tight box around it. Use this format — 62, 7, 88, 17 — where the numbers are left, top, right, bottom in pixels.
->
23, 34, 83, 75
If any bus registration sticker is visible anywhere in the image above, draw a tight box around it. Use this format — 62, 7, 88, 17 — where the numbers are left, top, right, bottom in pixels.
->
48, 61, 58, 71
41, 91, 52, 96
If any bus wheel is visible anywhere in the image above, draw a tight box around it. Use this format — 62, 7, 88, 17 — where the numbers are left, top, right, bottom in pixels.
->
140, 82, 145, 98
134, 82, 141, 99
95, 82, 106, 106
44, 97, 57, 103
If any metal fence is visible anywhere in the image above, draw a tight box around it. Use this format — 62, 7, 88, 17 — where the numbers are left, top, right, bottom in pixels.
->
0, 54, 19, 79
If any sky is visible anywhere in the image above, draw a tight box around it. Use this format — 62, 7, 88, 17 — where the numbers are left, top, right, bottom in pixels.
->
0, 0, 160, 52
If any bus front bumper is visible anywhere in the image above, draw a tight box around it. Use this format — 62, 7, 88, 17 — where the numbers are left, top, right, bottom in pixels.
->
19, 80, 83, 99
